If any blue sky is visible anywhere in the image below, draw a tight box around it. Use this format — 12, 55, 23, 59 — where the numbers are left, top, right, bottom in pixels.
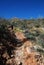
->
0, 0, 44, 19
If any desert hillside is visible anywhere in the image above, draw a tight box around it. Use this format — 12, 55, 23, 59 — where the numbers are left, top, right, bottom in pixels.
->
0, 18, 44, 65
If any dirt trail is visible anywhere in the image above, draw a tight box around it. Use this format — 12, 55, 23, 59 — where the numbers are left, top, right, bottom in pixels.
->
15, 32, 44, 65
15, 32, 26, 41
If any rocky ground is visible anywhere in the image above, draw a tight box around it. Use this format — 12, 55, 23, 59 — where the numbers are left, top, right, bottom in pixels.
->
0, 26, 44, 65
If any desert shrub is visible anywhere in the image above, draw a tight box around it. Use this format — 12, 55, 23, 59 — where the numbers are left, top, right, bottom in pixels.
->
36, 34, 44, 48
37, 48, 44, 53
31, 30, 40, 36
35, 24, 40, 28
24, 32, 36, 41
